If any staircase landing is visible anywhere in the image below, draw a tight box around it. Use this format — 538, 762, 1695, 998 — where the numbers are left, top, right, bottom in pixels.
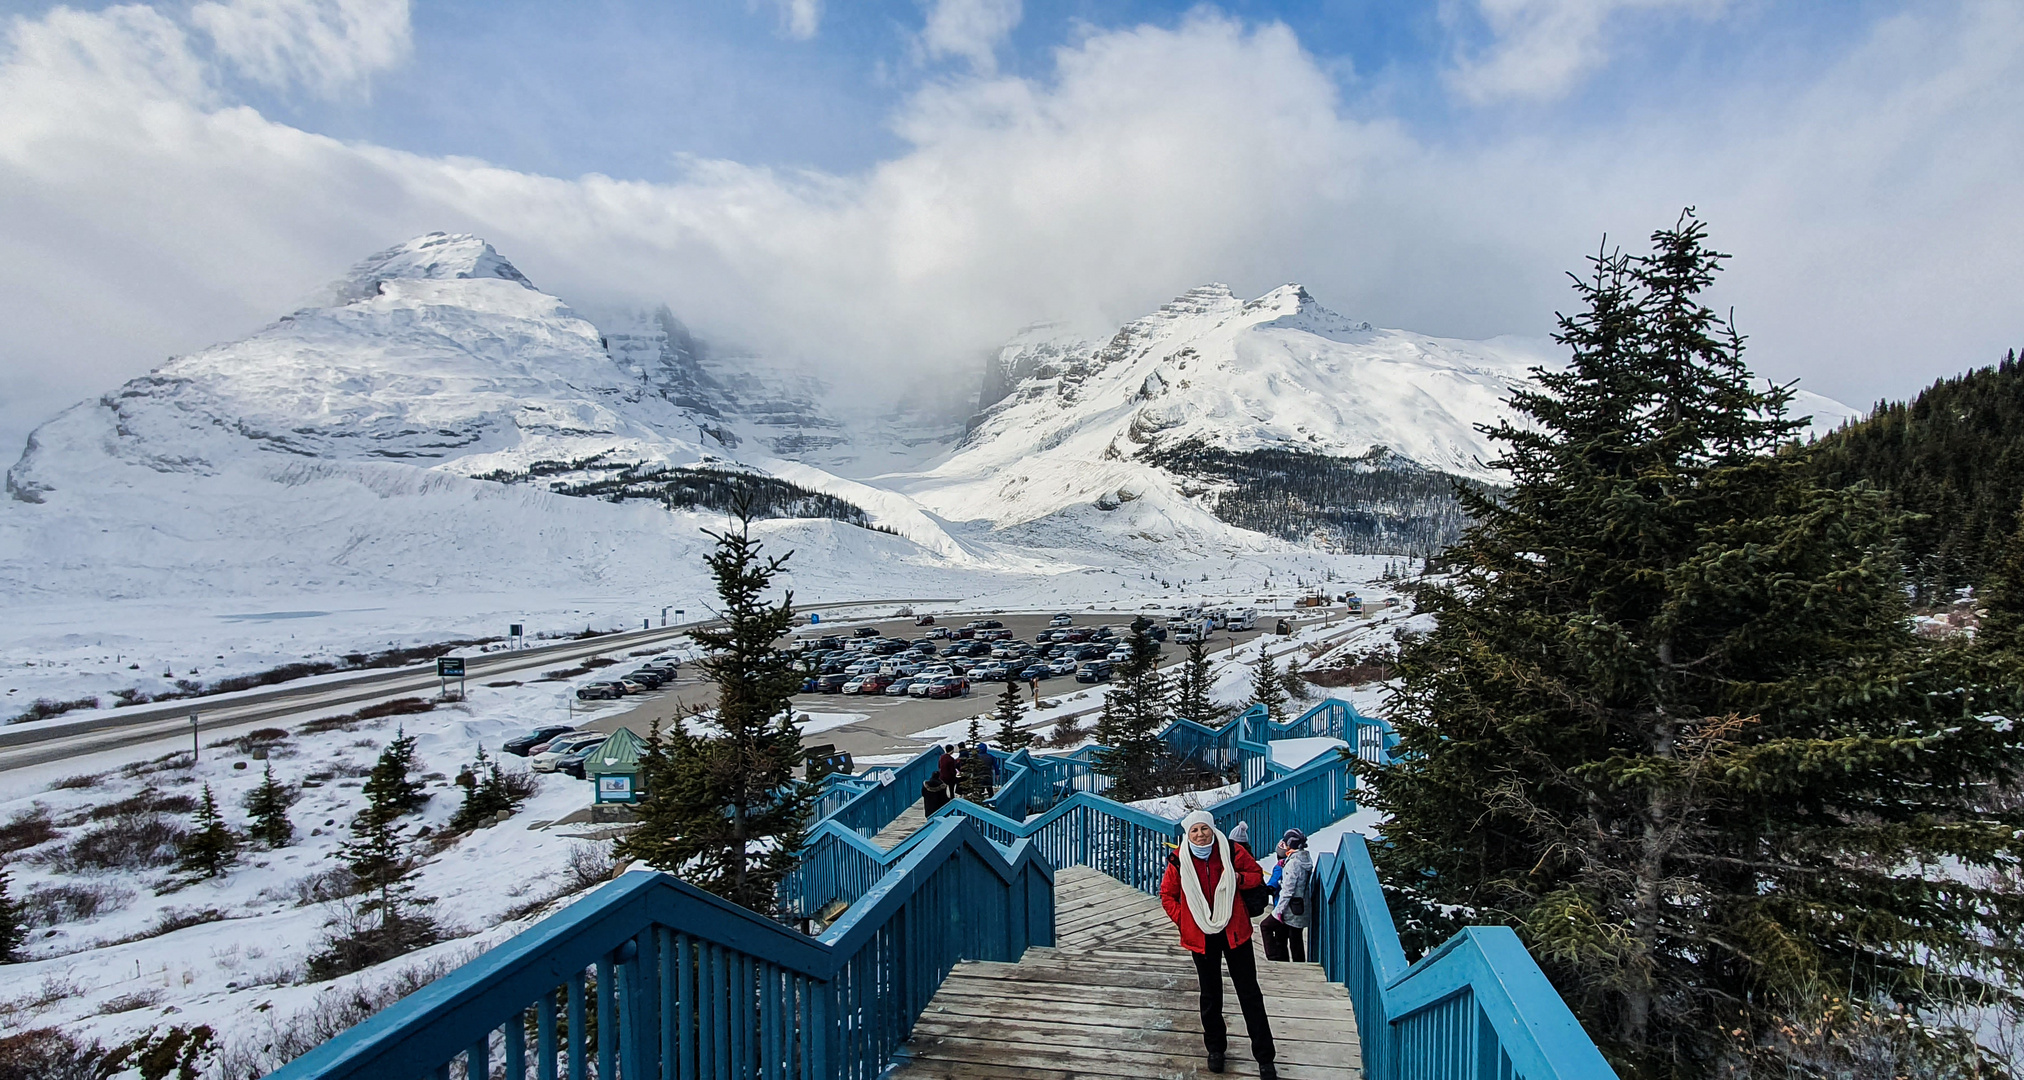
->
869, 798, 929, 849
887, 866, 1363, 1079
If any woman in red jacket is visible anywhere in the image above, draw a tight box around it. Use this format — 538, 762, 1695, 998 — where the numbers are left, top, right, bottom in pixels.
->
1160, 810, 1278, 1078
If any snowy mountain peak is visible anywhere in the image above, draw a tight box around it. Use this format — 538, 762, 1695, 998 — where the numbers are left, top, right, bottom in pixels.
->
320, 232, 535, 307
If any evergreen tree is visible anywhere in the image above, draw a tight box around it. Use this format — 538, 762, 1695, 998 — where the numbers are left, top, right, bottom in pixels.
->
175, 784, 237, 879
991, 677, 1032, 750
959, 718, 993, 802
449, 747, 521, 831
0, 862, 25, 963
361, 728, 428, 818
1247, 647, 1287, 724
618, 510, 812, 915
1360, 211, 2024, 1078
1093, 616, 1170, 800
243, 763, 295, 848
1173, 635, 1227, 727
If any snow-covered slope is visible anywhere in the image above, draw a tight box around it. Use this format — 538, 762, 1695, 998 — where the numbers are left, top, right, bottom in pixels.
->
0, 234, 980, 600
893, 284, 1554, 531
895, 283, 1856, 545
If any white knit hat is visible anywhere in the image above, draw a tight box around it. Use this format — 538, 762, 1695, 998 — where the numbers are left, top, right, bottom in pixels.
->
1180, 809, 1215, 833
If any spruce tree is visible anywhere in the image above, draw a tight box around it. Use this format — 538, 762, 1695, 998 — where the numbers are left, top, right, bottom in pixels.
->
618, 510, 812, 915
0, 863, 25, 963
1247, 647, 1287, 724
991, 677, 1032, 750
959, 718, 994, 801
449, 747, 523, 831
175, 784, 237, 879
361, 728, 428, 818
243, 763, 295, 848
1361, 211, 2024, 1078
1173, 635, 1227, 727
1093, 616, 1170, 799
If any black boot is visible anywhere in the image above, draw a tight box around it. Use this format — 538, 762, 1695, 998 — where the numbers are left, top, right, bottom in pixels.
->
1207, 1051, 1225, 1073
1257, 1063, 1278, 1080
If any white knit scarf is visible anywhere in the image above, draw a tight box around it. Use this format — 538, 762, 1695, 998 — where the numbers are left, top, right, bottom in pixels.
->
1179, 828, 1237, 934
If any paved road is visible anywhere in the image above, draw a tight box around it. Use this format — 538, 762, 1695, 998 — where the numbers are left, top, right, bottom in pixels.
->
0, 597, 956, 773
566, 607, 1359, 765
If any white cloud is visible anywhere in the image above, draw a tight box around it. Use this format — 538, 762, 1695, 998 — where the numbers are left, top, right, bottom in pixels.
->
0, 2, 2021, 458
1445, 0, 1728, 103
920, 0, 1022, 73
754, 0, 822, 41
191, 0, 410, 98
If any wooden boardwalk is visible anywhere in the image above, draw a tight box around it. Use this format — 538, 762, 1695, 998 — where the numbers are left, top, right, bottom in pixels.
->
869, 798, 928, 849
887, 866, 1363, 1079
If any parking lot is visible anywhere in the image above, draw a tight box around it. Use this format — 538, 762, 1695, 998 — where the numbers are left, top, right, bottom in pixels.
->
547, 607, 1338, 768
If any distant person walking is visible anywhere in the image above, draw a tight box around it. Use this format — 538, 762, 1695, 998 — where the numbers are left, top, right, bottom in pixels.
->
923, 743, 960, 815
1161, 810, 1278, 1078
1260, 828, 1312, 963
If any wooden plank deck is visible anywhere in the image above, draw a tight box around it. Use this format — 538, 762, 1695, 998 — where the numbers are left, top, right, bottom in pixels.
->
869, 798, 928, 849
888, 866, 1362, 1080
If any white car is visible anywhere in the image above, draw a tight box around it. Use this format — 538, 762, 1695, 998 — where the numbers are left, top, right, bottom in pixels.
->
1108, 646, 1133, 662
1049, 614, 1073, 627
531, 732, 607, 772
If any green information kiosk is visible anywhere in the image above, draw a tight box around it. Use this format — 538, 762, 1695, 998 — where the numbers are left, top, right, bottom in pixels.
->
587, 726, 647, 805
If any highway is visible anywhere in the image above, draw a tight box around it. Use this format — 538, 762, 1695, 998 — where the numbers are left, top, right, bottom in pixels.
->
0, 598, 957, 773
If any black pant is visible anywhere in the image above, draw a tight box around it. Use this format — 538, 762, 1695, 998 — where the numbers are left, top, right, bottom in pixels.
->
1259, 915, 1306, 963
1192, 933, 1276, 1063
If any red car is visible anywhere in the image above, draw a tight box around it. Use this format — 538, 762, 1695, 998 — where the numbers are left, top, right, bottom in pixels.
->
923, 676, 970, 700
846, 674, 892, 695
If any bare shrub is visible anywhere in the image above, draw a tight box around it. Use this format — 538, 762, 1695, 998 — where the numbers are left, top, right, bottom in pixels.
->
290, 867, 361, 906
87, 787, 196, 821
209, 728, 291, 755
499, 767, 541, 803
23, 881, 135, 925
565, 840, 616, 892
213, 946, 480, 1080
538, 666, 591, 681
7, 697, 100, 725
0, 806, 57, 854
119, 752, 193, 779
47, 773, 103, 791
33, 813, 186, 873
0, 1028, 104, 1080
97, 989, 164, 1014
304, 898, 447, 982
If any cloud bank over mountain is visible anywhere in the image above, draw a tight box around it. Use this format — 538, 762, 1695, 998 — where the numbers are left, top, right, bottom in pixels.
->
1, 0, 2020, 456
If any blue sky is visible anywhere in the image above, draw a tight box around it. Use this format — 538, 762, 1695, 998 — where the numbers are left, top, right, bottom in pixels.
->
0, 0, 2018, 452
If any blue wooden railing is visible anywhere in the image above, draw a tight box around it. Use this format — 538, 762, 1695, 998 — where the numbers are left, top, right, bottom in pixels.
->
784, 743, 1357, 915
268, 815, 1053, 1080
820, 746, 941, 838
1311, 833, 1620, 1080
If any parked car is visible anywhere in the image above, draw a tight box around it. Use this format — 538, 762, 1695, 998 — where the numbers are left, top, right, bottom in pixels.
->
1050, 614, 1073, 627
979, 620, 1004, 629
970, 662, 1008, 681
576, 681, 624, 701
885, 677, 917, 696
532, 732, 607, 772
927, 626, 952, 639
503, 725, 575, 756
1076, 662, 1113, 683
617, 677, 652, 694
915, 614, 936, 625
1017, 663, 1054, 681
625, 670, 667, 689
558, 742, 607, 779
1107, 646, 1134, 662
853, 626, 881, 638
816, 673, 850, 693
1047, 657, 1078, 676
922, 676, 970, 700
844, 674, 890, 695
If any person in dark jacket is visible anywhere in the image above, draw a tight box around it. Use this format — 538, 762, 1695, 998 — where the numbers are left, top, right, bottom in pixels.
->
1259, 828, 1312, 962
936, 744, 960, 789
1160, 809, 1278, 1078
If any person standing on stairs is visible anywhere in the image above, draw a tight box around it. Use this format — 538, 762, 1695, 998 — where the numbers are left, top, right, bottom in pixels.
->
1161, 810, 1278, 1079
1260, 829, 1312, 963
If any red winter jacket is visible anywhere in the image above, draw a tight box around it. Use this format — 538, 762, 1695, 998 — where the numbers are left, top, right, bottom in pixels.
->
1160, 842, 1263, 953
